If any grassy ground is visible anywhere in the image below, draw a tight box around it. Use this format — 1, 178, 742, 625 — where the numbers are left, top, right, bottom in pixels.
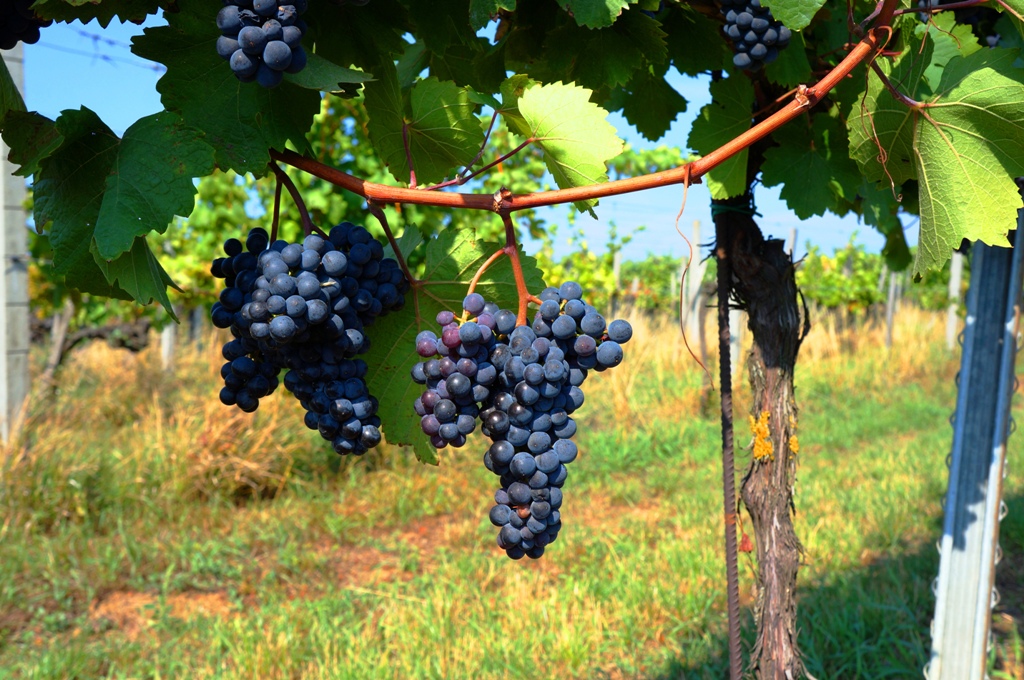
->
0, 310, 1020, 679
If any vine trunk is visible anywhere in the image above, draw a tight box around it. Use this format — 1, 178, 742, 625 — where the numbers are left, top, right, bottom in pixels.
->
718, 210, 806, 679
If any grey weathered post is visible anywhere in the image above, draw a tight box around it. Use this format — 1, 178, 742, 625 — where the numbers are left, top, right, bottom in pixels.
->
0, 45, 30, 442
926, 224, 1023, 679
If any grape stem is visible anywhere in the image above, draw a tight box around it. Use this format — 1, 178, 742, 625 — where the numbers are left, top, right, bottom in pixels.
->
367, 201, 419, 287
268, 163, 326, 238
893, 0, 990, 14
466, 249, 506, 298
870, 61, 926, 109
499, 207, 532, 326
268, 0, 900, 213
270, 178, 283, 244
426, 113, 502, 192
402, 124, 417, 189
426, 138, 535, 192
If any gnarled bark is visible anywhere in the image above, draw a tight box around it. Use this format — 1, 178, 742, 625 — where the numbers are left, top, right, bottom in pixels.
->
717, 206, 807, 679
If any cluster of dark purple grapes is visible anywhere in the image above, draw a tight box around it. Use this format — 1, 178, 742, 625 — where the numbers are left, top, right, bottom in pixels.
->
0, 0, 52, 49
210, 222, 408, 455
719, 0, 791, 71
216, 0, 308, 88
411, 293, 504, 448
411, 283, 632, 559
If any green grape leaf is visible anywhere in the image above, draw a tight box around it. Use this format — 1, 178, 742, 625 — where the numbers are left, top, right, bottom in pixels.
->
94, 112, 215, 260
283, 53, 370, 95
28, 107, 181, 312
760, 0, 826, 31
536, 9, 667, 91
33, 0, 160, 26
365, 67, 485, 185
0, 56, 25, 127
306, 0, 410, 72
761, 114, 861, 218
1000, 0, 1024, 39
428, 39, 507, 94
914, 49, 1024, 270
663, 6, 732, 76
882, 223, 913, 272
517, 81, 624, 212
363, 231, 544, 464
3, 111, 63, 178
618, 66, 687, 142
33, 108, 120, 280
847, 38, 933, 187
383, 226, 424, 262
397, 41, 430, 90
93, 236, 181, 321
558, 0, 636, 28
688, 75, 753, 199
132, 0, 320, 174
496, 74, 538, 138
853, 47, 1024, 272
915, 12, 982, 91
407, 0, 479, 53
765, 32, 812, 87
470, 0, 517, 29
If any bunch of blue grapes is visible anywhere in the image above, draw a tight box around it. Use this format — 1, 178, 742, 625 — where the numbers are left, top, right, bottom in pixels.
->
719, 0, 791, 71
411, 294, 503, 449
411, 282, 631, 558
0, 0, 52, 49
482, 282, 632, 559
216, 0, 309, 88
211, 222, 408, 455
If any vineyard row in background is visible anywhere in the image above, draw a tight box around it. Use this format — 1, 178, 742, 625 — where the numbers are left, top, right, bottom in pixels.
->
30, 230, 971, 381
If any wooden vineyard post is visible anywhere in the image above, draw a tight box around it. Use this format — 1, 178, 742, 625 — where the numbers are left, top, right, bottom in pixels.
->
0, 45, 29, 442
926, 220, 1023, 679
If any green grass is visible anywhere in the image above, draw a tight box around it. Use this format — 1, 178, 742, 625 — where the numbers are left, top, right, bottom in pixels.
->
0, 317, 1020, 679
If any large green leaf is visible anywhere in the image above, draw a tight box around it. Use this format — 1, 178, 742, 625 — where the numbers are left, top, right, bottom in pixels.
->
363, 231, 544, 464
94, 112, 215, 259
0, 56, 25, 128
365, 66, 485, 185
94, 236, 180, 319
33, 0, 161, 26
847, 38, 933, 187
283, 53, 369, 95
688, 75, 753, 199
469, 0, 517, 29
663, 6, 732, 76
765, 31, 811, 88
915, 12, 982, 91
558, 0, 636, 28
132, 0, 322, 174
538, 9, 667, 91
516, 81, 624, 212
30, 109, 130, 301
33, 109, 120, 280
761, 113, 861, 219
3, 111, 62, 177
24, 107, 183, 312
760, 0, 825, 31
496, 74, 537, 138
305, 0, 409, 72
851, 46, 1024, 272
617, 65, 687, 142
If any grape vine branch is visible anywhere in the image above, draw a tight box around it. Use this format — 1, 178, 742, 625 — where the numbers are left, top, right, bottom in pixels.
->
269, 0, 899, 218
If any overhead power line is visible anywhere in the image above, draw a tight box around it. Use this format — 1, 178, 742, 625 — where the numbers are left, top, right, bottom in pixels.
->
32, 41, 165, 73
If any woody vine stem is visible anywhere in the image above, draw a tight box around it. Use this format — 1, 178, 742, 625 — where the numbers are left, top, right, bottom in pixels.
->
268, 0, 901, 328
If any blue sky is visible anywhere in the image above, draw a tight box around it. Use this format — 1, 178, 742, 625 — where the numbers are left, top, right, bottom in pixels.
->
20, 17, 910, 263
